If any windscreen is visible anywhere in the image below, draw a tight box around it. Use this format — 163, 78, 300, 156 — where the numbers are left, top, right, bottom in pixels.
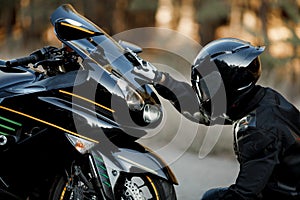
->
65, 35, 147, 91
51, 4, 149, 91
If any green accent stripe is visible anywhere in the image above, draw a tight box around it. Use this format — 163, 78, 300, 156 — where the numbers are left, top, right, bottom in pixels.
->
100, 173, 109, 179
0, 116, 22, 126
103, 181, 111, 187
95, 157, 104, 163
0, 124, 15, 131
96, 162, 107, 171
0, 131, 8, 136
99, 165, 107, 171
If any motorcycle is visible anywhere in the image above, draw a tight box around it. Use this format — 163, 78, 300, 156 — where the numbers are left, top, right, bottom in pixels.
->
0, 4, 178, 200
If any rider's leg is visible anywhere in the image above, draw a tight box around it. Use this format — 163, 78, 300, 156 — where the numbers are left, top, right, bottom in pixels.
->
201, 187, 228, 200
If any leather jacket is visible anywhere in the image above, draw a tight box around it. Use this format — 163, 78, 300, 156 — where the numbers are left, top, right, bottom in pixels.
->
154, 73, 300, 199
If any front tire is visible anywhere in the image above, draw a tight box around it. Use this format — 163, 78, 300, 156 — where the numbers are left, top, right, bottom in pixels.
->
115, 174, 177, 200
49, 174, 177, 200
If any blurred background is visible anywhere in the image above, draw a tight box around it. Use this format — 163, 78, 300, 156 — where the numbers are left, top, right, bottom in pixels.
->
1, 0, 300, 154
1, 1, 300, 197
1, 0, 300, 98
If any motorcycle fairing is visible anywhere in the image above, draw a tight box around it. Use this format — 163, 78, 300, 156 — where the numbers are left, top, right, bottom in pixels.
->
3, 70, 88, 96
0, 66, 37, 97
92, 146, 178, 187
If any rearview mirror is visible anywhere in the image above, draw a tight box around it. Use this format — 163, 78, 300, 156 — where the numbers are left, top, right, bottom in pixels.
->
55, 18, 102, 41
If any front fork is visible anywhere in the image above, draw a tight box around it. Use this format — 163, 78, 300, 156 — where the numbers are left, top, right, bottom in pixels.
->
87, 154, 114, 200
66, 154, 114, 200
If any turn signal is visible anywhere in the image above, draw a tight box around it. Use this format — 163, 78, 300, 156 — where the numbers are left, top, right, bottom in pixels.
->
66, 134, 96, 154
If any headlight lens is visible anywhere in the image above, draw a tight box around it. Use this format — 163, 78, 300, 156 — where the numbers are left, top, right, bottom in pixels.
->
117, 79, 145, 111
125, 87, 145, 111
143, 104, 161, 123
117, 79, 162, 124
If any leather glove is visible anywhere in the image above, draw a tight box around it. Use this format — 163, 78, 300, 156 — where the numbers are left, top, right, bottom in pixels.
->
127, 48, 163, 84
132, 61, 163, 84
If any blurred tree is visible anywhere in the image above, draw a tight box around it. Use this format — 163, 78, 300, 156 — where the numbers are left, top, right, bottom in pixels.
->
127, 0, 158, 28
20, 0, 52, 46
275, 0, 300, 96
258, 0, 269, 49
193, 0, 230, 45
81, 0, 116, 34
20, 0, 81, 47
113, 0, 158, 33
0, 0, 20, 42
170, 0, 182, 29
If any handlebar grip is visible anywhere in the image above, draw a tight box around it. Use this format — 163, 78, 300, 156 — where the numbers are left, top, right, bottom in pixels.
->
6, 55, 39, 67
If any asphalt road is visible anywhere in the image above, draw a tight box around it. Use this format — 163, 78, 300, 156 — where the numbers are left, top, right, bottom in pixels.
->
169, 151, 239, 200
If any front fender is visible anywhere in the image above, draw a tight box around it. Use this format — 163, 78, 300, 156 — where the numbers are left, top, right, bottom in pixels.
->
91, 145, 178, 189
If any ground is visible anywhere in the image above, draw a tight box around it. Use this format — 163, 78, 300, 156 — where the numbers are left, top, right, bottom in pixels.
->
172, 149, 239, 199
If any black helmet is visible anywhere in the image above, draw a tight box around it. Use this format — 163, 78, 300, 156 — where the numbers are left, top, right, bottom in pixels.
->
191, 38, 265, 122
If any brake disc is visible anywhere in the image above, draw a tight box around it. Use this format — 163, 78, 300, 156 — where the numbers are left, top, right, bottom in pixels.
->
123, 178, 144, 200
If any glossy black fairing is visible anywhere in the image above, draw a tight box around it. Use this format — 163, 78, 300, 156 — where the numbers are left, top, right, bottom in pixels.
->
0, 66, 37, 93
0, 4, 176, 199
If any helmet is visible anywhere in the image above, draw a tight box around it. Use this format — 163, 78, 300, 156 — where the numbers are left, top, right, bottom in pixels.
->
191, 38, 265, 122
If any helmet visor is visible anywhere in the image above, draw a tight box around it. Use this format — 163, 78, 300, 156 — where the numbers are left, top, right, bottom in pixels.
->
192, 71, 222, 104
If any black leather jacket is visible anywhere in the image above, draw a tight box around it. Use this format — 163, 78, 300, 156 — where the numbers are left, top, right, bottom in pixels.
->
155, 73, 300, 200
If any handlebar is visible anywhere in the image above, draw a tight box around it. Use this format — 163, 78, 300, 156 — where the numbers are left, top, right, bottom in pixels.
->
6, 54, 39, 67
4, 46, 80, 74
5, 46, 58, 68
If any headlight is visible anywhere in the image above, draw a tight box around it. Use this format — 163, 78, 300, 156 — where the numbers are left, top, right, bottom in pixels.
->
117, 79, 162, 124
125, 87, 145, 111
117, 79, 145, 111
143, 104, 161, 123
66, 134, 96, 154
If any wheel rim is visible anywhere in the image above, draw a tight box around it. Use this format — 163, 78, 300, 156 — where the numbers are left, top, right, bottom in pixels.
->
119, 176, 159, 200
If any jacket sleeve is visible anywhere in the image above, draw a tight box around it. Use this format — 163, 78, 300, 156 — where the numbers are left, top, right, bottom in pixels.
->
154, 72, 210, 125
229, 128, 281, 199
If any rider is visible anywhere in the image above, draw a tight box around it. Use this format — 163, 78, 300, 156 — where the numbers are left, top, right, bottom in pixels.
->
132, 38, 300, 200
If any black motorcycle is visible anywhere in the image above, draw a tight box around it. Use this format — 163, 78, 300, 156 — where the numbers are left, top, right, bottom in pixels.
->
0, 4, 177, 200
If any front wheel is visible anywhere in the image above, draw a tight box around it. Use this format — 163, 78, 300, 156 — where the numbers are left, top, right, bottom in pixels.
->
115, 174, 177, 200
49, 173, 177, 200
48, 175, 99, 200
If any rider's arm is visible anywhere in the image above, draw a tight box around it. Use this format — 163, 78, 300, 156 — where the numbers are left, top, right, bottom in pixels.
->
131, 63, 210, 125
154, 72, 210, 125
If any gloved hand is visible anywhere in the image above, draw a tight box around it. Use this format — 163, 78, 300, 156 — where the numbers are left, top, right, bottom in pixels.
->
132, 60, 163, 84
126, 48, 163, 84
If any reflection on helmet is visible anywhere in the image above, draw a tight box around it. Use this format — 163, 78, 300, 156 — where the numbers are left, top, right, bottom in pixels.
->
191, 38, 265, 121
